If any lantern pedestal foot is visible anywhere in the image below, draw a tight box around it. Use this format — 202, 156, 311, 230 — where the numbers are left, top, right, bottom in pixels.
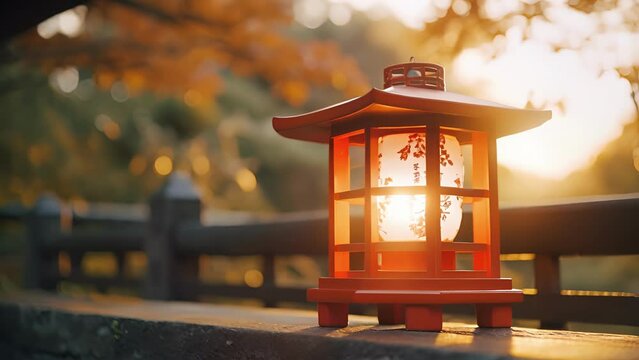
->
404, 305, 442, 331
377, 304, 405, 325
476, 304, 512, 328
318, 303, 348, 327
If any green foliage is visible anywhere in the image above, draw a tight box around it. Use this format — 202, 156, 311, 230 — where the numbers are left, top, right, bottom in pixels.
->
153, 99, 207, 141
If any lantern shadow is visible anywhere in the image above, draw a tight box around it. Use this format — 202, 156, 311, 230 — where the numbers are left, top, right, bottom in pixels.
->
295, 322, 514, 356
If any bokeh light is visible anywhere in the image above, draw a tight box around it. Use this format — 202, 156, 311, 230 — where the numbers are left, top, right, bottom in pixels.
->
235, 168, 257, 192
50, 67, 79, 93
129, 155, 147, 176
94, 114, 121, 140
192, 155, 210, 176
154, 156, 173, 176
244, 269, 264, 288
37, 5, 87, 38
110, 81, 129, 103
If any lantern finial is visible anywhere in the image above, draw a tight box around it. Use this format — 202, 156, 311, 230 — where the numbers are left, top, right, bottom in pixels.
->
383, 62, 445, 91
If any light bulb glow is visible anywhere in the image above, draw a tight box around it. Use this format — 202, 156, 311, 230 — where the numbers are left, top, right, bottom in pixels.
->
377, 132, 464, 242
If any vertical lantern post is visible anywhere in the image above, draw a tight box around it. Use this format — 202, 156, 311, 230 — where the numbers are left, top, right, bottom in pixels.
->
273, 61, 552, 331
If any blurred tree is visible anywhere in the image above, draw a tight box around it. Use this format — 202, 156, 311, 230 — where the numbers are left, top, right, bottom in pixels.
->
10, 0, 369, 106
1, 0, 375, 211
404, 0, 639, 193
2, 0, 638, 211
153, 98, 206, 141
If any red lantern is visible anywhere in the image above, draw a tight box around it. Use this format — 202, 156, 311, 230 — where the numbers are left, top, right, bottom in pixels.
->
273, 62, 551, 331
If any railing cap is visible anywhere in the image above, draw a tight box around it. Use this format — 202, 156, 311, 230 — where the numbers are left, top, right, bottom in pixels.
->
153, 171, 200, 201
30, 193, 61, 216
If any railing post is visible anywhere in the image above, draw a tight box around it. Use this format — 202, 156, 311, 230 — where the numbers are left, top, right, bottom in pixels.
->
145, 172, 201, 300
534, 254, 564, 329
262, 254, 276, 307
114, 251, 126, 281
25, 194, 61, 290
69, 251, 83, 279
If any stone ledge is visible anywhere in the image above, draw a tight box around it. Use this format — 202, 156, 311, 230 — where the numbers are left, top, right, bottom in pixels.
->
0, 292, 637, 360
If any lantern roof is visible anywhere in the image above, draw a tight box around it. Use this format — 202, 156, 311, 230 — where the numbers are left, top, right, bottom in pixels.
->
273, 62, 552, 143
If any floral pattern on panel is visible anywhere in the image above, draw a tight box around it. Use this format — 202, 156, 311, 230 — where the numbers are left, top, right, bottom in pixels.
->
377, 132, 464, 242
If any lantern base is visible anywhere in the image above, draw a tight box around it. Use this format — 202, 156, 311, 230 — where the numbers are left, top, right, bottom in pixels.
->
308, 277, 522, 331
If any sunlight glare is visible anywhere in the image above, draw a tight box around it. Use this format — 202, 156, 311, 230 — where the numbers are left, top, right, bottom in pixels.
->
453, 35, 638, 179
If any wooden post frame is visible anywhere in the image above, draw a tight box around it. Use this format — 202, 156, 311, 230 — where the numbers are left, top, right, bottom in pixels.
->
425, 124, 442, 276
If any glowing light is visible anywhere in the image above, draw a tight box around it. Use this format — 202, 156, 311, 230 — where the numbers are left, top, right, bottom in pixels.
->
454, 40, 638, 179
110, 81, 129, 102
560, 290, 637, 297
329, 4, 352, 26
51, 67, 79, 93
500, 253, 536, 261
451, 0, 471, 16
129, 155, 147, 175
522, 288, 538, 295
294, 0, 328, 29
154, 156, 173, 176
235, 168, 257, 192
94, 114, 110, 131
126, 252, 148, 279
244, 270, 264, 288
103, 122, 121, 140
377, 133, 463, 241
434, 0, 452, 10
192, 155, 210, 176
37, 18, 58, 39
343, 0, 437, 29
36, 5, 87, 39
94, 114, 121, 140
58, 7, 85, 37
82, 252, 117, 277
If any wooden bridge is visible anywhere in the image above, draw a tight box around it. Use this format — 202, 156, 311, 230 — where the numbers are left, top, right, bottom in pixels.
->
0, 173, 638, 358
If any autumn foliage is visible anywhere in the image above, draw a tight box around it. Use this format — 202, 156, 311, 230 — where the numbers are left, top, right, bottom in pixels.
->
14, 0, 369, 106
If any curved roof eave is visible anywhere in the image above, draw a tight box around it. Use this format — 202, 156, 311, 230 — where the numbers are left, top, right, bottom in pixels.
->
273, 88, 552, 144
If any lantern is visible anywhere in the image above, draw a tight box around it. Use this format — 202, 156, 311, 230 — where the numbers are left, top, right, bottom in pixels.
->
273, 62, 551, 331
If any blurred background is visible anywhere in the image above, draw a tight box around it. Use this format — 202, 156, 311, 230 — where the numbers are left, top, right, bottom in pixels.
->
0, 0, 637, 332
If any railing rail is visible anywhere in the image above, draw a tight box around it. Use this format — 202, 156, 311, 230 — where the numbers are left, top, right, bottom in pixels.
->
1, 175, 637, 330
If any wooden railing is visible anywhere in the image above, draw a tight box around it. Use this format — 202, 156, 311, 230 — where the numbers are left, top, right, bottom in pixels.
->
1, 174, 637, 330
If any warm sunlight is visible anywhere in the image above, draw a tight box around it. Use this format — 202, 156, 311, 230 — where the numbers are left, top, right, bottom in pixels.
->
2, 1, 638, 354
452, 28, 638, 179
304, 0, 639, 180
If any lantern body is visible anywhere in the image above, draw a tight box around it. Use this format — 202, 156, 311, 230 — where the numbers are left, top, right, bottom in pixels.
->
273, 62, 551, 331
